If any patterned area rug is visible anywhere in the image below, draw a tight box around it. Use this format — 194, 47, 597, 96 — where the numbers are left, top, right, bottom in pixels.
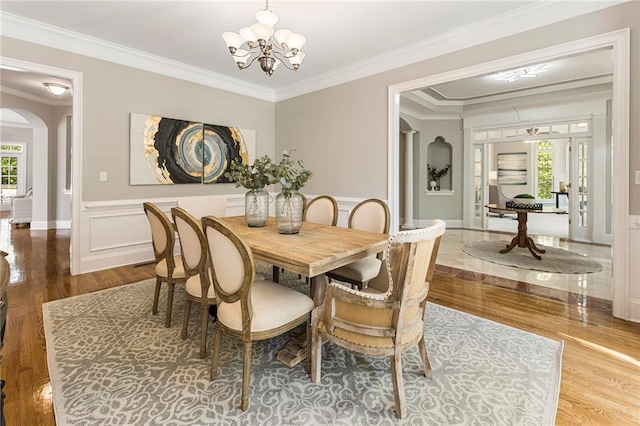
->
462, 240, 603, 273
43, 269, 563, 425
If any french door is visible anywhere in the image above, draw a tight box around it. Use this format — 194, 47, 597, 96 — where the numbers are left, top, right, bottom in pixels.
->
569, 137, 591, 242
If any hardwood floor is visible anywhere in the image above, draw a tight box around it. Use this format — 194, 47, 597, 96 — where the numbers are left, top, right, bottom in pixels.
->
1, 223, 639, 425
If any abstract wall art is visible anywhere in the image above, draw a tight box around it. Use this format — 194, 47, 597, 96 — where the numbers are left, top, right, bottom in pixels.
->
497, 152, 527, 185
129, 113, 256, 185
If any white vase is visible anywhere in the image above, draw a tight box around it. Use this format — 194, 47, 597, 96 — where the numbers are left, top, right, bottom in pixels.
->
430, 181, 437, 191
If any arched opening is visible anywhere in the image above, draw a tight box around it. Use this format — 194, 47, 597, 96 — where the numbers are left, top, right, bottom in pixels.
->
0, 107, 49, 227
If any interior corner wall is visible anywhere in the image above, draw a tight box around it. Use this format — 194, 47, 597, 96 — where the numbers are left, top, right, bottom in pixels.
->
0, 36, 276, 203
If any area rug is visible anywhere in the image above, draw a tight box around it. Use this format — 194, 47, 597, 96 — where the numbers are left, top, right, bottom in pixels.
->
462, 240, 602, 273
43, 272, 563, 425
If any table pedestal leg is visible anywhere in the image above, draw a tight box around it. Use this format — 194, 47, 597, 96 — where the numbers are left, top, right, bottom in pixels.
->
276, 274, 327, 368
499, 211, 545, 260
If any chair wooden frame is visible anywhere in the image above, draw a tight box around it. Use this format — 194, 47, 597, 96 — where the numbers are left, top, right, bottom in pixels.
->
310, 220, 446, 419
303, 195, 338, 226
202, 216, 313, 411
143, 202, 186, 328
325, 198, 390, 288
171, 207, 217, 359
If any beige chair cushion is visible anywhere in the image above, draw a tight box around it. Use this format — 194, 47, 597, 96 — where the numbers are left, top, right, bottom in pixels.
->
185, 275, 216, 299
350, 202, 387, 233
217, 280, 314, 333
329, 257, 382, 282
156, 255, 185, 279
305, 198, 336, 225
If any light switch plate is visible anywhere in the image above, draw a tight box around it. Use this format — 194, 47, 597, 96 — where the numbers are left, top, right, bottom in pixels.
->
636, 170, 640, 185
99, 172, 107, 182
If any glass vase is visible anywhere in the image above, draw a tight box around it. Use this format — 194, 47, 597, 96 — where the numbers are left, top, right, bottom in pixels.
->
244, 189, 269, 227
275, 190, 303, 234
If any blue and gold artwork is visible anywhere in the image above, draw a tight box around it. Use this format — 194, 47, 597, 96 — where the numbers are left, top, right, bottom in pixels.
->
129, 113, 255, 185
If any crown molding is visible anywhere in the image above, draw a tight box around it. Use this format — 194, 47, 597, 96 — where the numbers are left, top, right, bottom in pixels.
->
400, 107, 462, 121
0, 12, 276, 102
274, 1, 627, 100
0, 85, 72, 107
0, 1, 627, 103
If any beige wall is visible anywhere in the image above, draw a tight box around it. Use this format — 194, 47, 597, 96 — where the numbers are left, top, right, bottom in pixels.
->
0, 37, 276, 204
275, 2, 640, 214
1, 3, 638, 213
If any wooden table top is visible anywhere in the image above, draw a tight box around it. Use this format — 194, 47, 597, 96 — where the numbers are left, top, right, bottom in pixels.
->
485, 204, 566, 214
220, 216, 390, 278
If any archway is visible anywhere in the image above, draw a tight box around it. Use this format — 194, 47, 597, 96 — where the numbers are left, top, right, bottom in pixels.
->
0, 107, 48, 227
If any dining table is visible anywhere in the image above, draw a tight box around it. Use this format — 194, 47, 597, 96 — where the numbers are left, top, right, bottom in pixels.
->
485, 203, 565, 260
220, 216, 390, 366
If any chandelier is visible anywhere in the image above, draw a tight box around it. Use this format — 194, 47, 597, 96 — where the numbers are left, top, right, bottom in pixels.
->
222, 0, 306, 76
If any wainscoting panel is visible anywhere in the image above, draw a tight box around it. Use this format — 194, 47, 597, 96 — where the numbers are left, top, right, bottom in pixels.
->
77, 194, 471, 275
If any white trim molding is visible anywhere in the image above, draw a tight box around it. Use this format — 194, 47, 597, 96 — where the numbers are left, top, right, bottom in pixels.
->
388, 29, 632, 322
0, 2, 626, 102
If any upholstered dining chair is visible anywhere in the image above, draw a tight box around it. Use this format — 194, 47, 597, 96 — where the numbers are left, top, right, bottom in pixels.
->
303, 195, 338, 226
202, 216, 314, 411
326, 198, 390, 289
488, 184, 512, 217
177, 195, 228, 220
310, 220, 446, 419
171, 207, 217, 359
143, 202, 186, 328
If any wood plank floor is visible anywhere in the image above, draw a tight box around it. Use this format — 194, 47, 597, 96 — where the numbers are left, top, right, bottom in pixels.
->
1, 224, 639, 425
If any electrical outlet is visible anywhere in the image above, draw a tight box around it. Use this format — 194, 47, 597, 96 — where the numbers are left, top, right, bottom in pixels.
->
636, 170, 640, 185
99, 172, 107, 182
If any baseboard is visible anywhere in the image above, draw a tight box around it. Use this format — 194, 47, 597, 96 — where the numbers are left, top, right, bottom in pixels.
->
56, 220, 71, 229
30, 220, 53, 230
628, 298, 640, 323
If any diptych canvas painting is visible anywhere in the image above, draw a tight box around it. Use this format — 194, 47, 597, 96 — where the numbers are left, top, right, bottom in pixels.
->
129, 113, 256, 185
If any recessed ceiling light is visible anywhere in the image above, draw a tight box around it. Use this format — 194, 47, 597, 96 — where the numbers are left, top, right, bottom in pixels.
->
493, 64, 550, 82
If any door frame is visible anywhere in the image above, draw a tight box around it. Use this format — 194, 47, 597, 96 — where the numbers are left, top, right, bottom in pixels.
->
387, 29, 630, 320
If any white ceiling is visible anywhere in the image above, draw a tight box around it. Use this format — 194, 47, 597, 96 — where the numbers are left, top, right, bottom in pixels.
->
0, 1, 622, 104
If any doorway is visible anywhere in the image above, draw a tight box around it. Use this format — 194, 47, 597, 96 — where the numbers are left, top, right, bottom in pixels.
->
0, 56, 83, 274
387, 30, 630, 320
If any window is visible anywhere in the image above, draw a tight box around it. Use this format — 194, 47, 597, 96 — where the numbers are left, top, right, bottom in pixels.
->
536, 140, 553, 200
1, 143, 25, 199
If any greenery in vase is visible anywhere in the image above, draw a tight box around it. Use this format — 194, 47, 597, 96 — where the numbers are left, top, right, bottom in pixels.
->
514, 193, 535, 199
224, 155, 276, 190
269, 150, 313, 195
427, 164, 451, 182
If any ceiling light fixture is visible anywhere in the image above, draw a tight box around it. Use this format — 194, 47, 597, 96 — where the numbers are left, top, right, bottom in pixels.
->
43, 82, 69, 96
493, 64, 550, 83
222, 0, 306, 76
